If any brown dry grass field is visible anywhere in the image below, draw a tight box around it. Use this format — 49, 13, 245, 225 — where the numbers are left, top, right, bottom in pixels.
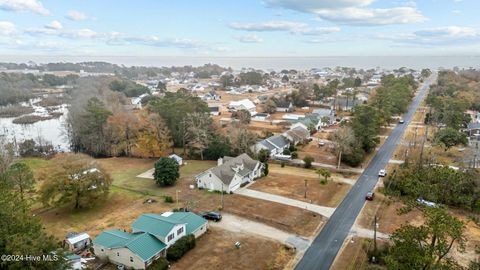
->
249, 164, 352, 208
331, 237, 371, 270
171, 228, 295, 270
31, 156, 322, 240
296, 140, 337, 166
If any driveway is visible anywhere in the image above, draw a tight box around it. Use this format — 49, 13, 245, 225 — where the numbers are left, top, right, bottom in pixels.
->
235, 188, 336, 218
209, 213, 311, 251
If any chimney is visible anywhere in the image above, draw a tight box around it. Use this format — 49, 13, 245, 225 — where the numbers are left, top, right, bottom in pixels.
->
217, 157, 224, 166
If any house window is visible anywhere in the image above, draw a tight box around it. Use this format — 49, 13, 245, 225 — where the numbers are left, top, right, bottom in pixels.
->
117, 252, 120, 256
177, 227, 184, 235
167, 233, 175, 242
130, 257, 134, 262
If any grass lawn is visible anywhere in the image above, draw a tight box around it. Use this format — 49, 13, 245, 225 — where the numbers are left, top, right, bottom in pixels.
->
96, 157, 215, 197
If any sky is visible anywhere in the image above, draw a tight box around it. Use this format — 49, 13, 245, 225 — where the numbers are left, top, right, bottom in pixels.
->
0, 0, 479, 57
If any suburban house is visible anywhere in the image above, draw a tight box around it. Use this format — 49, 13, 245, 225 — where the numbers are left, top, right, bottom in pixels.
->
253, 135, 290, 156
276, 101, 294, 112
466, 122, 480, 141
283, 123, 310, 145
195, 154, 263, 193
93, 212, 207, 270
252, 113, 270, 121
202, 91, 221, 101
208, 105, 221, 116
312, 108, 336, 127
169, 154, 183, 166
228, 99, 257, 115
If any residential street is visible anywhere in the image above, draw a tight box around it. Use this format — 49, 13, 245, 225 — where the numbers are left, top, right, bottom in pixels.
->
295, 74, 437, 270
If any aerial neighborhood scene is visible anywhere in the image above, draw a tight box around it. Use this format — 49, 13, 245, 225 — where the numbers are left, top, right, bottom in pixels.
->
1, 1, 480, 270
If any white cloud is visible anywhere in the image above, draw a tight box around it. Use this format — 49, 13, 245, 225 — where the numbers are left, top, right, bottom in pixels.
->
375, 26, 480, 46
265, 0, 427, 25
294, 26, 340, 35
0, 21, 16, 35
0, 0, 49, 16
229, 21, 307, 32
229, 20, 340, 36
107, 34, 201, 49
234, 34, 263, 43
265, 0, 373, 12
65, 10, 92, 21
316, 7, 426, 25
45, 20, 62, 30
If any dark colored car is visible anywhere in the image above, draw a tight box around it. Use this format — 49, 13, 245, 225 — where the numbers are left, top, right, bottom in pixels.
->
202, 212, 222, 222
365, 192, 375, 201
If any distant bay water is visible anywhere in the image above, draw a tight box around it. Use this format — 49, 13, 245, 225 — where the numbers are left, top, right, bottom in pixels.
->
2, 55, 479, 70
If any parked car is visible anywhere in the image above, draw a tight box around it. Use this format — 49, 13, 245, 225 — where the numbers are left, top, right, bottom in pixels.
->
365, 192, 375, 201
378, 169, 387, 177
416, 197, 437, 208
399, 119, 405, 124
318, 141, 326, 147
202, 211, 222, 222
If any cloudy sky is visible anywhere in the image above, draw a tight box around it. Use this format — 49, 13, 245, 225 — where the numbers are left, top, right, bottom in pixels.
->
0, 0, 479, 57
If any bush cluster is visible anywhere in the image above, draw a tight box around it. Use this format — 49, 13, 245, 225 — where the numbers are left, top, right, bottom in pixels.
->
166, 234, 196, 262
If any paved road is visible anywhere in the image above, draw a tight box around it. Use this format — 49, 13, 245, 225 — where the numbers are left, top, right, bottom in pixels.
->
208, 213, 311, 251
235, 188, 336, 218
295, 74, 437, 270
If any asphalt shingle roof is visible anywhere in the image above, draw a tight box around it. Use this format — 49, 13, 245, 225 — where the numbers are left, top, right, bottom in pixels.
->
210, 154, 260, 185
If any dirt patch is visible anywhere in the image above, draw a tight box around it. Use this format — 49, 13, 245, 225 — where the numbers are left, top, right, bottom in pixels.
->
331, 237, 370, 270
37, 187, 171, 240
249, 169, 351, 208
296, 140, 337, 166
171, 228, 295, 270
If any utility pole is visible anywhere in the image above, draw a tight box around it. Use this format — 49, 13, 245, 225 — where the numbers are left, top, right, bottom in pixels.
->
373, 215, 378, 253
221, 183, 224, 209
413, 127, 418, 148
176, 190, 181, 209
304, 179, 308, 199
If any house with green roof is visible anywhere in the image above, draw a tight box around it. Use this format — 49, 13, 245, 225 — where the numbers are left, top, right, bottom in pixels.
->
93, 212, 207, 269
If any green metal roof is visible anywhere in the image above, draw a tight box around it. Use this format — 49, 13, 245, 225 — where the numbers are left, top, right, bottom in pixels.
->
93, 229, 134, 248
168, 212, 208, 235
131, 214, 182, 238
93, 229, 166, 262
125, 233, 166, 261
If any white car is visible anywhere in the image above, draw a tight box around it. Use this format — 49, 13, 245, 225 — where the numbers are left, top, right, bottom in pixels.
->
378, 169, 387, 177
416, 197, 437, 208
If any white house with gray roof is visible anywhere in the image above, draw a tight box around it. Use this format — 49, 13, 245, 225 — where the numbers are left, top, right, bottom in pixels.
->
252, 135, 290, 157
195, 154, 263, 193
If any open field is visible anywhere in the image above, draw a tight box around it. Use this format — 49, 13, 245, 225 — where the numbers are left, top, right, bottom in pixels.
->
249, 169, 351, 208
296, 140, 337, 166
331, 237, 370, 270
29, 156, 322, 240
170, 228, 295, 270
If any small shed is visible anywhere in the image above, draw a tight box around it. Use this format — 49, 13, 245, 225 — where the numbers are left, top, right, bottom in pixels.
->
169, 154, 183, 166
65, 232, 91, 252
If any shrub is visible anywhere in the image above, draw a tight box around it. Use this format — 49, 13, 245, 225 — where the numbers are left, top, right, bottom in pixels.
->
149, 257, 169, 270
320, 179, 328, 185
291, 152, 298, 159
263, 163, 269, 176
281, 162, 286, 168
289, 145, 297, 152
167, 234, 196, 262
164, 196, 174, 203
282, 149, 291, 155
303, 155, 314, 168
